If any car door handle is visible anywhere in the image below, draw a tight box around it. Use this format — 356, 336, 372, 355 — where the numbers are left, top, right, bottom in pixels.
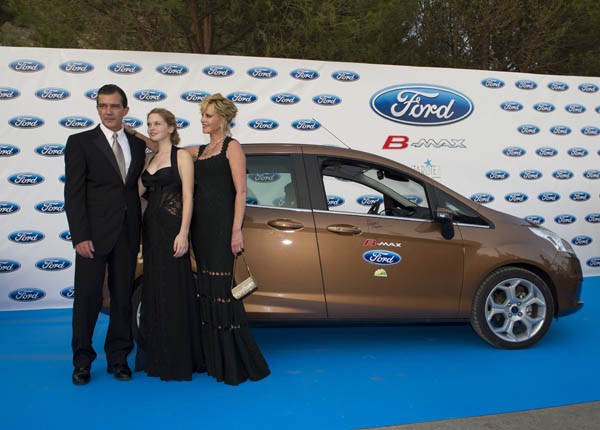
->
327, 224, 362, 235
267, 219, 304, 231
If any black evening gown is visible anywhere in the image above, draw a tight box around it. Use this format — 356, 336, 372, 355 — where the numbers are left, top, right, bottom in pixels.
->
135, 145, 204, 381
191, 137, 270, 385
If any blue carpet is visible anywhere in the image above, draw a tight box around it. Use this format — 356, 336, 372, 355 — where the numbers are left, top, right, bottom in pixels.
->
1, 277, 598, 430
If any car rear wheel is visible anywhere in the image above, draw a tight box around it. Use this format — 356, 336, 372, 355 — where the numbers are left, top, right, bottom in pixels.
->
470, 267, 554, 349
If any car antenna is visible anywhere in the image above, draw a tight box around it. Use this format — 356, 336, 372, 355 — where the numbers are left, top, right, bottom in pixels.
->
312, 117, 352, 149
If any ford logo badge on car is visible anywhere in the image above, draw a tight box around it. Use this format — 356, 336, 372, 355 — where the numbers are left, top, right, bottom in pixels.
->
362, 250, 402, 266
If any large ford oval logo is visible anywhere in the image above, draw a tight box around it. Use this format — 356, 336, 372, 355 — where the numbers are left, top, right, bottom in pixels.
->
203, 65, 234, 77
0, 87, 20, 100
35, 258, 72, 271
585, 213, 600, 223
60, 287, 75, 299
570, 192, 591, 201
0, 144, 20, 157
292, 119, 321, 131
134, 90, 167, 102
503, 147, 526, 157
156, 63, 188, 76
481, 78, 505, 88
248, 119, 278, 130
552, 170, 574, 180
587, 258, 600, 267
581, 126, 600, 136
515, 79, 537, 90
313, 94, 342, 106
108, 62, 142, 74
9, 116, 45, 129
248, 173, 280, 183
583, 169, 600, 179
271, 93, 300, 105
555, 214, 576, 225
8, 173, 44, 186
370, 85, 474, 126
567, 147, 588, 157
565, 103, 586, 114
533, 102, 555, 113
9, 60, 45, 72
363, 250, 402, 266
536, 147, 558, 157
505, 192, 528, 203
327, 195, 345, 207
35, 144, 65, 157
357, 195, 384, 206
247, 67, 278, 79
332, 70, 360, 82
290, 68, 320, 80
470, 193, 494, 204
500, 101, 523, 111
520, 170, 543, 180
227, 92, 257, 104
572, 236, 593, 246
60, 61, 94, 73
35, 200, 65, 214
0, 202, 20, 215
8, 230, 45, 243
550, 125, 571, 135
181, 90, 210, 103
35, 87, 70, 101
548, 81, 569, 91
524, 215, 545, 225
175, 118, 190, 129
579, 83, 599, 93
9, 289, 46, 302
123, 117, 143, 129
485, 170, 509, 180
518, 124, 540, 135
84, 89, 98, 100
59, 230, 72, 241
538, 192, 560, 202
59, 116, 94, 129
0, 260, 21, 273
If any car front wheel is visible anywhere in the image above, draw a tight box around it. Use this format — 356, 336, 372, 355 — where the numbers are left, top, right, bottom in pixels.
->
470, 267, 554, 349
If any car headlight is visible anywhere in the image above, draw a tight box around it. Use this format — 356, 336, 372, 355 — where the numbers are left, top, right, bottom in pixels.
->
528, 227, 575, 253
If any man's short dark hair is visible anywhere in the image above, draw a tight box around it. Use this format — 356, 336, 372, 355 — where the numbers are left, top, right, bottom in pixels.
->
97, 84, 128, 108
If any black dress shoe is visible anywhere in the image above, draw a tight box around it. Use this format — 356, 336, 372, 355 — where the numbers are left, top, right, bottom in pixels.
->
107, 363, 132, 381
72, 366, 91, 386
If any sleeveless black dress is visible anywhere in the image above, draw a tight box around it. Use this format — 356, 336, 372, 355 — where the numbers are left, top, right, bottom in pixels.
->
192, 137, 270, 385
135, 145, 204, 381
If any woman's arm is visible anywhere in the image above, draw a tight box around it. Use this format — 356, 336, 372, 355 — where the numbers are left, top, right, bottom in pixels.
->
227, 139, 247, 255
173, 149, 194, 258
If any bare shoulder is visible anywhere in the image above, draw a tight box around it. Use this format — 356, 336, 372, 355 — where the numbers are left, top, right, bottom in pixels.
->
181, 145, 200, 157
226, 138, 244, 155
177, 147, 194, 165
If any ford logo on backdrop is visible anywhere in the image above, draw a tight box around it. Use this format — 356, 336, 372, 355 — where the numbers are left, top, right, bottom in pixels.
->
585, 214, 600, 223
538, 192, 560, 202
0, 87, 21, 99
552, 170, 574, 180
35, 201, 65, 214
587, 258, 600, 268
60, 61, 94, 73
485, 170, 510, 180
524, 215, 545, 225
9, 116, 44, 129
8, 230, 45, 243
59, 117, 94, 129
60, 287, 75, 299
156, 63, 189, 76
518, 124, 540, 134
271, 93, 300, 105
548, 81, 569, 91
550, 125, 571, 135
370, 84, 474, 126
572, 236, 593, 246
313, 94, 342, 106
505, 192, 528, 203
248, 173, 280, 183
0, 144, 20, 156
503, 147, 526, 157
246, 196, 258, 205
481, 78, 505, 88
327, 196, 345, 207
579, 83, 599, 93
108, 62, 142, 74
248, 119, 278, 130
9, 60, 45, 72
332, 71, 360, 81
470, 193, 494, 204
35, 87, 70, 101
123, 117, 143, 128
515, 79, 537, 90
34, 144, 65, 157
581, 126, 600, 136
565, 103, 586, 114
247, 67, 278, 79
84, 89, 98, 100
59, 174, 66, 183
533, 102, 555, 112
175, 118, 190, 129
0, 260, 21, 273
181, 90, 211, 103
500, 101, 523, 111
357, 195, 384, 206
567, 147, 588, 157
570, 192, 591, 201
8, 173, 44, 186
227, 92, 257, 104
35, 258, 72, 271
59, 230, 72, 241
520, 170, 543, 180
406, 195, 423, 205
555, 214, 576, 225
0, 202, 20, 214
536, 147, 558, 157
203, 65, 234, 77
363, 250, 402, 266
292, 119, 321, 131
583, 169, 600, 179
596, 106, 600, 113
9, 289, 46, 302
134, 90, 167, 102
290, 68, 320, 80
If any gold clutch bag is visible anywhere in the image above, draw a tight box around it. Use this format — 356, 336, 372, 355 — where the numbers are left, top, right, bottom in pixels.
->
231, 253, 257, 300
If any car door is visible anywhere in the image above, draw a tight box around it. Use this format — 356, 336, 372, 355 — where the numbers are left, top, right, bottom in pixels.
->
306, 154, 465, 319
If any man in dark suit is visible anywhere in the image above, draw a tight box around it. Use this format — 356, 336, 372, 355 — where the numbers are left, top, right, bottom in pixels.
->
65, 84, 146, 385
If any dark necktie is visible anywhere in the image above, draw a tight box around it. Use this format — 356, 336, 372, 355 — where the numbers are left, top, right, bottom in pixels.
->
111, 132, 126, 182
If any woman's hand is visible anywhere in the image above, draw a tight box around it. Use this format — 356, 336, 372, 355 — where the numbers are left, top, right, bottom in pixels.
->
173, 232, 189, 258
231, 228, 244, 255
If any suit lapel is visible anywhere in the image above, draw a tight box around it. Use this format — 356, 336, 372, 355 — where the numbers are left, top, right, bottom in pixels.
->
124, 132, 142, 185
92, 126, 123, 180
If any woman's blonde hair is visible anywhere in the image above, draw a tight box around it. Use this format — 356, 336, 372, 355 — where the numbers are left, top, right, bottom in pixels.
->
200, 93, 238, 136
147, 108, 180, 145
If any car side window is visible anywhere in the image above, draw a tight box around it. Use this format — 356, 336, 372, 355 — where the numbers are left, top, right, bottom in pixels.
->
434, 189, 489, 226
246, 155, 298, 208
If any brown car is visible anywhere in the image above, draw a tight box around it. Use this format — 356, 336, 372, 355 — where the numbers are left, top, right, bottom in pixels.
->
131, 144, 583, 349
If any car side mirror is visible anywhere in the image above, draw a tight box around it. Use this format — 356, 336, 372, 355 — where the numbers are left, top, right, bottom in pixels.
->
435, 207, 455, 240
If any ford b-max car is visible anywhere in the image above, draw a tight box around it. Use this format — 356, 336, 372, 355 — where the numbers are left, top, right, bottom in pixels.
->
132, 144, 583, 349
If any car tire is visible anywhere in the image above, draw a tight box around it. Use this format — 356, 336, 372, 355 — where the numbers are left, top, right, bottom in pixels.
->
470, 267, 554, 349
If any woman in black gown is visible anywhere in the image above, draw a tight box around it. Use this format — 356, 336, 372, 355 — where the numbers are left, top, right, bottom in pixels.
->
135, 108, 203, 381
183, 94, 270, 385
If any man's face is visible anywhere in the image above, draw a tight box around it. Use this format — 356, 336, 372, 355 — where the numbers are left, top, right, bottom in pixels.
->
96, 92, 129, 132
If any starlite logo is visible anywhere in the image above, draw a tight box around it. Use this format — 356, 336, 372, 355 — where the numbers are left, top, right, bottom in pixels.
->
0, 202, 20, 214
84, 89, 98, 100
581, 126, 600, 136
505, 192, 528, 203
567, 147, 588, 158
9, 60, 45, 72
176, 118, 190, 129
570, 192, 591, 201
227, 92, 257, 104
156, 63, 189, 76
470, 193, 494, 204
332, 71, 360, 82
180, 90, 210, 103
0, 144, 20, 157
362, 250, 402, 266
481, 78, 505, 88
34, 144, 65, 157
515, 80, 538, 90
0, 87, 20, 100
203, 65, 234, 77
313, 94, 342, 106
59, 230, 72, 241
8, 173, 44, 186
271, 93, 300, 105
0, 260, 21, 273
35, 258, 72, 271
536, 147, 558, 157
248, 119, 278, 130
247, 67, 278, 79
538, 192, 560, 202
59, 117, 94, 129
292, 119, 321, 131
134, 90, 167, 102
548, 81, 569, 91
108, 62, 142, 74
123, 117, 143, 129
533, 102, 555, 113
290, 68, 320, 80
565, 104, 586, 114
587, 258, 600, 268
524, 215, 545, 225
572, 236, 593, 246
35, 201, 65, 214
518, 124, 540, 135
357, 195, 384, 206
9, 116, 44, 129
60, 287, 75, 299
520, 170, 543, 180
500, 101, 523, 111
9, 289, 46, 302
327, 196, 345, 207
579, 83, 599, 93
35, 87, 70, 101
486, 170, 510, 180
555, 214, 576, 225
585, 214, 600, 223
248, 173, 280, 183
550, 125, 571, 135
60, 61, 94, 73
370, 84, 474, 126
583, 169, 600, 179
503, 147, 526, 157
8, 230, 45, 243
552, 170, 574, 180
